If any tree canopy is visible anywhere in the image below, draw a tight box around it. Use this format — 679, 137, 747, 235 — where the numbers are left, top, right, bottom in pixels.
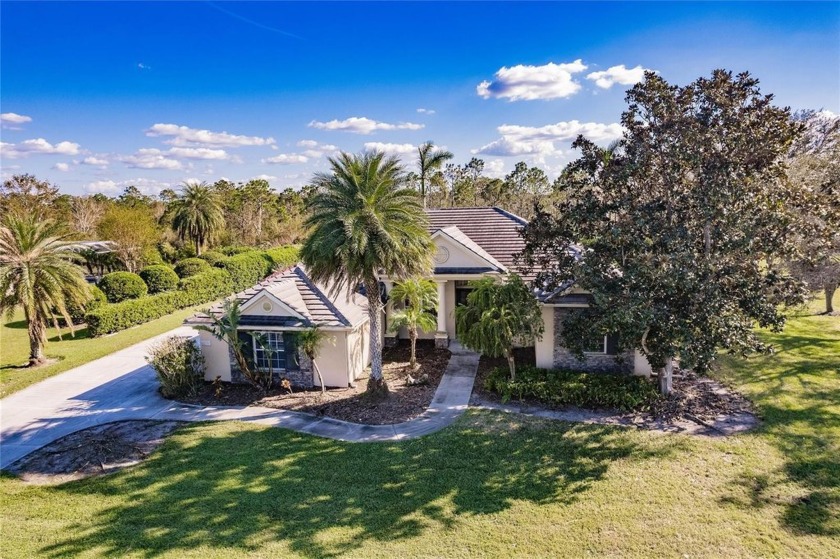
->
520, 70, 807, 394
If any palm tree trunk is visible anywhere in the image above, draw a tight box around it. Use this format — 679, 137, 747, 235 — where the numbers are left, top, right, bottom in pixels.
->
28, 316, 46, 367
410, 328, 417, 368
312, 357, 326, 394
365, 278, 389, 397
195, 236, 202, 256
507, 347, 516, 381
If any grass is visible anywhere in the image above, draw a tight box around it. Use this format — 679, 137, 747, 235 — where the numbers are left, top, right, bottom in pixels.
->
0, 306, 204, 397
0, 294, 837, 558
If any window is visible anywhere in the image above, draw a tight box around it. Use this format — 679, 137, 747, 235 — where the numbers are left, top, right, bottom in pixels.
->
455, 281, 473, 307
253, 332, 286, 372
585, 335, 608, 354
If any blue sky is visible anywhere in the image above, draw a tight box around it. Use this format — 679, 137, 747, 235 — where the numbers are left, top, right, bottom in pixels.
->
1, 1, 838, 196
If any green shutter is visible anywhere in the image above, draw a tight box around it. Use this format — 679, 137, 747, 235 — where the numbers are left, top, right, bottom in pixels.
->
283, 332, 299, 370
606, 334, 620, 355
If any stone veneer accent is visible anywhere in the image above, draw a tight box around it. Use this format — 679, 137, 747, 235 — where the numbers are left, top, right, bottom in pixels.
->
229, 345, 314, 388
553, 308, 632, 374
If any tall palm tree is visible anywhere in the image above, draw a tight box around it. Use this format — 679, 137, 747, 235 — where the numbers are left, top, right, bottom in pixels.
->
0, 215, 90, 366
389, 278, 438, 369
171, 182, 225, 256
417, 141, 453, 208
301, 151, 434, 396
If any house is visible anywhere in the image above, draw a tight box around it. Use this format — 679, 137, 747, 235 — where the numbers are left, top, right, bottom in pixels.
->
187, 206, 651, 388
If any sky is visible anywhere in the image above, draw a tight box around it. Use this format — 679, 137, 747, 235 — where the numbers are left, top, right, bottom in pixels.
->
1, 1, 838, 196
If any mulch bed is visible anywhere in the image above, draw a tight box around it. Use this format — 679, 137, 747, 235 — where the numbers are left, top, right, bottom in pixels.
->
7, 420, 184, 484
474, 348, 754, 426
176, 340, 451, 425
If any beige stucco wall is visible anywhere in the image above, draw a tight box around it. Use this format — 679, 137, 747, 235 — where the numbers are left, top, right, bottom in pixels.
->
633, 350, 653, 377
434, 236, 491, 269
314, 331, 350, 387
346, 323, 372, 382
241, 293, 298, 318
535, 306, 554, 368
198, 329, 232, 382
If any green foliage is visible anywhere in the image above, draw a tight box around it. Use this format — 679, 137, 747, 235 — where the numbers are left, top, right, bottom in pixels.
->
198, 250, 228, 267
522, 70, 808, 394
139, 265, 179, 294
455, 274, 544, 379
417, 141, 454, 207
485, 366, 661, 412
98, 271, 148, 303
0, 214, 91, 364
295, 325, 329, 391
264, 245, 300, 270
221, 251, 273, 291
219, 245, 255, 256
389, 278, 438, 367
97, 204, 159, 272
140, 246, 164, 267
174, 257, 211, 278
146, 335, 205, 398
170, 182, 225, 256
86, 268, 234, 336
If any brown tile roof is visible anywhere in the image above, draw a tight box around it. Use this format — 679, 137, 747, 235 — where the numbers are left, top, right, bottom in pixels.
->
425, 207, 528, 273
186, 264, 368, 329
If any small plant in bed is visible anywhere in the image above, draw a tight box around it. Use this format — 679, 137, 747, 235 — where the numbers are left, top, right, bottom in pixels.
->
485, 365, 661, 412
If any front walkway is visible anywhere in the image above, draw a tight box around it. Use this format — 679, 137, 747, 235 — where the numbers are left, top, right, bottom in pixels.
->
0, 331, 479, 469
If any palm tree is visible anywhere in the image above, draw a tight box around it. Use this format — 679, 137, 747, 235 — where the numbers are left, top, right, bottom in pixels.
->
171, 182, 225, 256
0, 215, 90, 366
297, 326, 329, 394
389, 278, 438, 369
301, 151, 434, 396
417, 141, 453, 208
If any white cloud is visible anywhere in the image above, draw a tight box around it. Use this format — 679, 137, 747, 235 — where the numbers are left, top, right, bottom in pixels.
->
53, 162, 71, 172
363, 142, 416, 155
477, 60, 588, 101
0, 138, 82, 159
308, 117, 424, 134
484, 159, 506, 179
137, 63, 151, 70
1, 112, 33, 128
146, 123, 275, 147
586, 64, 651, 89
168, 147, 231, 160
296, 139, 338, 158
252, 174, 278, 182
120, 148, 183, 170
262, 153, 309, 165
82, 156, 109, 167
85, 180, 119, 193
475, 120, 624, 157
416, 108, 436, 115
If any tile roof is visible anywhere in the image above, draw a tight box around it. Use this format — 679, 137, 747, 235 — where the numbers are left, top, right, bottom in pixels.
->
425, 207, 528, 274
187, 264, 368, 329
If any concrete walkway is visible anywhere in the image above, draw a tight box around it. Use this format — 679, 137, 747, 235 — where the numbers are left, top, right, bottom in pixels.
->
0, 331, 479, 469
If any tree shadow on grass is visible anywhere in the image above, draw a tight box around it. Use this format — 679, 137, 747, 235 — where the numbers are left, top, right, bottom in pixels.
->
40, 412, 679, 558
2, 319, 28, 330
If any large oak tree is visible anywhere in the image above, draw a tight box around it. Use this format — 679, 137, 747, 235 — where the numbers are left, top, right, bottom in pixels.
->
520, 70, 807, 394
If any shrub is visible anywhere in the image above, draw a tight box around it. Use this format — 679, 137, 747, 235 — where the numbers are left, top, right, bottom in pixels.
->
484, 365, 661, 412
59, 284, 107, 325
198, 250, 227, 267
264, 245, 299, 269
146, 335, 205, 398
98, 271, 148, 303
139, 265, 179, 294
174, 257, 211, 278
221, 251, 272, 291
141, 246, 165, 267
85, 268, 235, 336
219, 246, 255, 256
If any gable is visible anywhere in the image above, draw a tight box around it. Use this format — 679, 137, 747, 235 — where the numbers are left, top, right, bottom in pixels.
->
240, 291, 306, 320
431, 226, 506, 272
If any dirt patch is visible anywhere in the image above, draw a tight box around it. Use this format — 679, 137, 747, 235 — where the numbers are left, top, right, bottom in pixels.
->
7, 420, 184, 484
177, 340, 451, 425
474, 351, 757, 435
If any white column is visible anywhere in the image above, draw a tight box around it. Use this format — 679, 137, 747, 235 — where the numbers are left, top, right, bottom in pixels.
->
436, 280, 447, 333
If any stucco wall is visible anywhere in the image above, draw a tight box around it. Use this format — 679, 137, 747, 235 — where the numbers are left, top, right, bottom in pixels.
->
346, 323, 371, 383
535, 306, 555, 369
552, 308, 633, 374
198, 329, 232, 382
315, 331, 351, 387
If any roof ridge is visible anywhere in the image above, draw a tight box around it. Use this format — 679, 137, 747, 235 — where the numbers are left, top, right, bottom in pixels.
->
491, 206, 529, 226
293, 267, 352, 327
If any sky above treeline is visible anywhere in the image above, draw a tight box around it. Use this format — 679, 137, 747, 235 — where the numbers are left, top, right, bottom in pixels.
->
1, 1, 838, 196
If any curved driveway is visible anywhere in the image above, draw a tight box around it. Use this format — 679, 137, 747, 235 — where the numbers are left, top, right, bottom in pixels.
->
0, 329, 479, 470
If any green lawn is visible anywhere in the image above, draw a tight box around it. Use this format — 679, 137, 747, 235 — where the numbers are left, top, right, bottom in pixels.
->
0, 306, 204, 397
1, 296, 837, 558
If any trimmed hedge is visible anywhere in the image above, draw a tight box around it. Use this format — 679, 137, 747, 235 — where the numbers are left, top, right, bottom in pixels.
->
99, 272, 148, 303
485, 365, 661, 412
174, 257, 211, 278
221, 251, 273, 291
264, 245, 299, 269
86, 268, 235, 336
139, 265, 179, 294
198, 250, 228, 267
219, 246, 255, 256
